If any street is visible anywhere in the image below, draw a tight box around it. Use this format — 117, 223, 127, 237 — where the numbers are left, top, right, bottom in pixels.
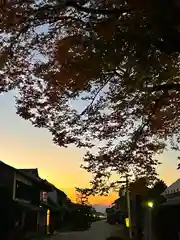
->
50, 220, 124, 240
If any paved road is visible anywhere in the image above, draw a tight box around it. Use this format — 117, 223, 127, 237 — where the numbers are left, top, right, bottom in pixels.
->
50, 220, 123, 240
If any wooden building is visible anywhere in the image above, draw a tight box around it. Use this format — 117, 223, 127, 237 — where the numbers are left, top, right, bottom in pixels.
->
0, 161, 52, 238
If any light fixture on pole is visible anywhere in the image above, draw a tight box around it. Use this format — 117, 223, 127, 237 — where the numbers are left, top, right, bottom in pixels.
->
118, 175, 132, 239
145, 200, 154, 240
147, 201, 154, 208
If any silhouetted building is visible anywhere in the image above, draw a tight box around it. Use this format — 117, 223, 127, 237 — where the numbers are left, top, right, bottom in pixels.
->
154, 179, 180, 240
19, 168, 70, 234
0, 161, 71, 238
0, 161, 53, 238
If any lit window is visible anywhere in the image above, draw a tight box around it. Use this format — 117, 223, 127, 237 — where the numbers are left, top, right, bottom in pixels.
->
46, 209, 50, 234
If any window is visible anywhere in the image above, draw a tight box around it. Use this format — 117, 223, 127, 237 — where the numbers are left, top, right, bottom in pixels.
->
15, 180, 32, 202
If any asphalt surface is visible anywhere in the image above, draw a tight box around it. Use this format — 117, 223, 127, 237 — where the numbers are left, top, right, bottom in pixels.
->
50, 220, 123, 240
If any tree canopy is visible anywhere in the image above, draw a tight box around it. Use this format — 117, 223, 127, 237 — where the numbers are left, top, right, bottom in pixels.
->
129, 177, 149, 199
148, 179, 167, 204
1, 0, 180, 193
76, 187, 90, 205
129, 178, 167, 201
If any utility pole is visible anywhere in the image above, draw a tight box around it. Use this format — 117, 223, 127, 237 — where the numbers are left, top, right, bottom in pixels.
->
145, 201, 154, 240
126, 175, 132, 239
118, 174, 132, 239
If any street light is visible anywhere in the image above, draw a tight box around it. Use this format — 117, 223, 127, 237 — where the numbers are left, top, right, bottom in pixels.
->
145, 201, 154, 240
147, 201, 154, 208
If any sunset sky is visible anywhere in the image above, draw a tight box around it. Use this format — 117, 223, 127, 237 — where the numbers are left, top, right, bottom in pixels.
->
0, 91, 180, 206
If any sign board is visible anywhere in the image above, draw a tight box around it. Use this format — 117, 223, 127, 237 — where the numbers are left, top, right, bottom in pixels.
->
41, 191, 47, 202
125, 218, 130, 228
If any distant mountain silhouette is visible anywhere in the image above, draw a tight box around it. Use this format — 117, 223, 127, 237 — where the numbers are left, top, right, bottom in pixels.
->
93, 204, 108, 213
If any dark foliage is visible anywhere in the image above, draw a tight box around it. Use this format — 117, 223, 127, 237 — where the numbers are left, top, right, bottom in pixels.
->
1, 0, 180, 193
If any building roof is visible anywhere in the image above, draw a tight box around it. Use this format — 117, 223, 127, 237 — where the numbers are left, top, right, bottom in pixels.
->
162, 179, 180, 196
19, 168, 52, 191
19, 168, 39, 177
161, 196, 180, 206
18, 168, 43, 182
19, 169, 67, 198
0, 161, 51, 191
0, 161, 40, 183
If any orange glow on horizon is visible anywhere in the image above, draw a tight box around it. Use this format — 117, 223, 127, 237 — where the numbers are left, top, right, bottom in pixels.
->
60, 187, 118, 206
0, 91, 179, 208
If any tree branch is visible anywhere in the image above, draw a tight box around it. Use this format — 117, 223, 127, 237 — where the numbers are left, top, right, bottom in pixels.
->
80, 77, 111, 115
34, 1, 130, 16
114, 69, 125, 76
123, 92, 166, 162
67, 2, 130, 15
152, 83, 180, 92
